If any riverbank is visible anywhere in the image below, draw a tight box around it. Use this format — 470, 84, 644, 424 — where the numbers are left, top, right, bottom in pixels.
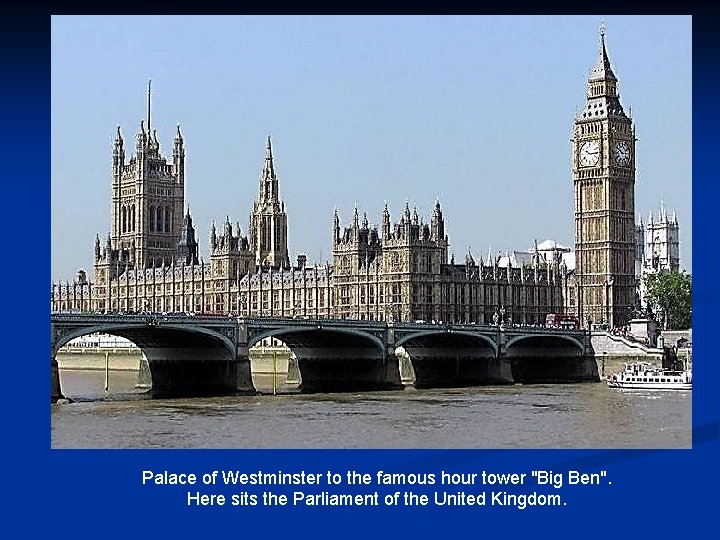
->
56, 347, 294, 375
56, 350, 142, 371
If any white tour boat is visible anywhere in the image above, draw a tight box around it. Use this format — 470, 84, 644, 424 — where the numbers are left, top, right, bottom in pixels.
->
606, 361, 691, 390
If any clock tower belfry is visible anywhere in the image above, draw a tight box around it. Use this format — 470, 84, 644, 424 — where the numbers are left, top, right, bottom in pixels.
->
573, 25, 636, 327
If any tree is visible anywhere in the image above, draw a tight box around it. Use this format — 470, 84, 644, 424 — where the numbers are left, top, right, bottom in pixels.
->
643, 270, 692, 330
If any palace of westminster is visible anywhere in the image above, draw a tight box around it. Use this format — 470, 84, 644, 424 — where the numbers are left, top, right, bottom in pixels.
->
51, 29, 681, 328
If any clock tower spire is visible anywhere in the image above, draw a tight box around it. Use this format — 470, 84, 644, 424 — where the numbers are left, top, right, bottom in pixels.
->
572, 25, 636, 327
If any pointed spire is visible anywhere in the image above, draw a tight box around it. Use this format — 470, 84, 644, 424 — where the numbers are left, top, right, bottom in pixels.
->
671, 208, 677, 224
333, 208, 340, 244
465, 247, 475, 266
266, 134, 273, 160
259, 134, 277, 202
589, 22, 617, 82
147, 79, 152, 132
115, 125, 123, 144
175, 124, 183, 143
149, 128, 159, 153
382, 202, 391, 239
362, 212, 369, 229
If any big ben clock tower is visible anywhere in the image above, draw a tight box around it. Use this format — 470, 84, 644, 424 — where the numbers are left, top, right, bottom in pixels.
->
573, 25, 636, 327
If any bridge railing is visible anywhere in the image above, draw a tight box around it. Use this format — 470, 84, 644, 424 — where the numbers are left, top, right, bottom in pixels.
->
52, 313, 587, 339
241, 316, 387, 330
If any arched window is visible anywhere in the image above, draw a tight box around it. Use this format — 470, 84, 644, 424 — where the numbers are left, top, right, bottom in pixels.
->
131, 205, 136, 231
149, 206, 155, 232
121, 206, 126, 233
165, 206, 171, 233
157, 204, 163, 233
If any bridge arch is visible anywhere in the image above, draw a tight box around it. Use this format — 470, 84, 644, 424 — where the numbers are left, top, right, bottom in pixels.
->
247, 325, 397, 393
505, 334, 584, 353
53, 323, 236, 358
395, 329, 499, 356
249, 326, 385, 356
51, 319, 244, 400
503, 333, 596, 383
396, 329, 506, 388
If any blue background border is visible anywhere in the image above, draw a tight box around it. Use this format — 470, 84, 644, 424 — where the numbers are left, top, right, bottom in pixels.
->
3, 10, 716, 538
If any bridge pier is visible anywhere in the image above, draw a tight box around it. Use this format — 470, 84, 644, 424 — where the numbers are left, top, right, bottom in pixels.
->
142, 343, 256, 398
396, 348, 416, 385
381, 347, 403, 388
235, 353, 255, 395
51, 357, 64, 404
495, 356, 514, 383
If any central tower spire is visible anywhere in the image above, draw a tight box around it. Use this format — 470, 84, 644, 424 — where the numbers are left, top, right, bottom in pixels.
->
258, 134, 280, 203
250, 134, 289, 269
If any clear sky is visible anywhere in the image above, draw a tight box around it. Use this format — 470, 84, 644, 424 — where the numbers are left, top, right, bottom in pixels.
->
51, 15, 691, 281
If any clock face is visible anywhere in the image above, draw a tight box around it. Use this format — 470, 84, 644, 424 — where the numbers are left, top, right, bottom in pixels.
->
613, 140, 631, 166
579, 140, 600, 167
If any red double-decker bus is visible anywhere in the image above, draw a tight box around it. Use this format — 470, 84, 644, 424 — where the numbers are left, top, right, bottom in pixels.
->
545, 313, 580, 330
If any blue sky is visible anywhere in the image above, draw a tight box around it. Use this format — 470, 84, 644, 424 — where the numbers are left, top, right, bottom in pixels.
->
51, 15, 691, 280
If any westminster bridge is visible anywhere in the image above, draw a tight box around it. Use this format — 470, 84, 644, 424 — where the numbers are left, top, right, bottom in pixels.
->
50, 313, 598, 402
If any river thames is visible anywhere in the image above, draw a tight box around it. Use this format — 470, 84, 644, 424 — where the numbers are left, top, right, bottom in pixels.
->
51, 369, 691, 449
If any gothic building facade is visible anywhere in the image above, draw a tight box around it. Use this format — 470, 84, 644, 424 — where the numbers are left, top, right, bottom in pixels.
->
635, 204, 681, 307
54, 28, 651, 328
51, 113, 568, 323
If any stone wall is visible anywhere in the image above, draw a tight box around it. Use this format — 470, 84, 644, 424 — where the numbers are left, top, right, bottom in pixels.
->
592, 331, 663, 358
592, 331, 663, 378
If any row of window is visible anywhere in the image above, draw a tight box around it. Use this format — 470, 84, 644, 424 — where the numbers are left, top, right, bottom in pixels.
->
149, 205, 172, 233
120, 205, 136, 233
119, 205, 175, 234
